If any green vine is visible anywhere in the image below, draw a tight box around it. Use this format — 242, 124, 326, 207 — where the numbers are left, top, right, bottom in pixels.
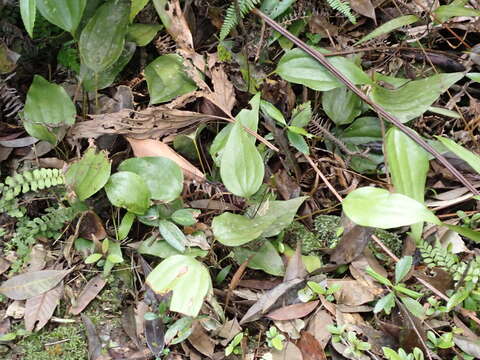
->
219, 0, 262, 40
326, 0, 356, 24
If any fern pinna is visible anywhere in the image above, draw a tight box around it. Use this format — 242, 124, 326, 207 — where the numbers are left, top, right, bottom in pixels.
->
220, 0, 262, 40
326, 0, 356, 24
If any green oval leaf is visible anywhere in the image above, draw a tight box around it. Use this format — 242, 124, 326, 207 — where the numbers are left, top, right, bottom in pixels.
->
118, 156, 183, 202
467, 73, 480, 83
65, 147, 111, 201
85, 253, 102, 264
36, 0, 86, 34
233, 241, 285, 276
146, 255, 211, 317
220, 122, 264, 197
158, 220, 186, 252
20, 0, 36, 38
435, 136, 480, 174
343, 187, 440, 229
356, 15, 419, 45
105, 171, 151, 215
127, 23, 162, 46
400, 296, 425, 320
276, 48, 372, 91
395, 256, 413, 284
130, 0, 150, 22
79, 0, 130, 73
23, 75, 76, 127
371, 73, 464, 123
171, 209, 199, 226
322, 87, 362, 125
145, 54, 197, 104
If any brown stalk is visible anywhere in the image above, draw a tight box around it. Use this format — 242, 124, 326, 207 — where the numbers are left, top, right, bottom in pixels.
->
252, 8, 479, 196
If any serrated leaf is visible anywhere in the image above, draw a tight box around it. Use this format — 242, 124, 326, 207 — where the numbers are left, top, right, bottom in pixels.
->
20, 0, 36, 38
276, 48, 372, 91
343, 187, 441, 229
145, 54, 197, 104
36, 0, 86, 33
0, 269, 70, 300
23, 75, 76, 127
287, 130, 309, 155
79, 0, 130, 73
356, 15, 419, 45
386, 127, 429, 240
65, 147, 111, 201
118, 156, 183, 202
127, 23, 162, 46
146, 255, 211, 317
158, 220, 186, 252
105, 171, 151, 215
435, 136, 480, 174
395, 256, 413, 284
371, 73, 464, 123
322, 87, 363, 125
220, 122, 264, 197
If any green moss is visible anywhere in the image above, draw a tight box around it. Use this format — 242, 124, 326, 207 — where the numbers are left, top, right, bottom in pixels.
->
11, 323, 88, 360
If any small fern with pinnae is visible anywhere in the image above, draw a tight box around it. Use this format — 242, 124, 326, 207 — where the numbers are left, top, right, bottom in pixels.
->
326, 0, 356, 24
220, 0, 262, 40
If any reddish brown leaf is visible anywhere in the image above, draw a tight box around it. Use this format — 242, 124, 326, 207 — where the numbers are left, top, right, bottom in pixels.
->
79, 211, 107, 241
297, 331, 327, 360
70, 275, 107, 315
238, 279, 281, 290
24, 282, 63, 331
267, 301, 319, 321
307, 310, 333, 348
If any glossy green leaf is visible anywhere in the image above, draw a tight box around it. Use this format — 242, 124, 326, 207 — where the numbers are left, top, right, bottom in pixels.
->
233, 241, 285, 276
212, 197, 307, 246
146, 255, 211, 317
220, 122, 264, 197
400, 296, 425, 320
127, 23, 162, 46
435, 136, 480, 174
23, 75, 76, 127
118, 211, 135, 240
434, 4, 480, 23
85, 253, 102, 264
171, 209, 199, 226
467, 73, 480, 83
276, 48, 372, 91
118, 156, 183, 202
260, 100, 286, 125
371, 73, 464, 123
107, 240, 123, 264
322, 87, 362, 125
287, 130, 309, 155
130, 0, 150, 21
65, 147, 111, 201
446, 288, 469, 311
386, 127, 429, 240
158, 219, 186, 252
79, 0, 130, 73
80, 42, 136, 92
356, 15, 419, 45
343, 187, 440, 229
145, 54, 197, 104
395, 256, 413, 284
105, 171, 151, 215
20, 0, 36, 38
36, 0, 86, 33
337, 116, 383, 145
22, 120, 59, 145
260, 0, 296, 19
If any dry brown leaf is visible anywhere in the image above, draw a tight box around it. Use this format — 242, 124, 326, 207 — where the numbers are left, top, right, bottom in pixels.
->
78, 211, 107, 241
284, 244, 307, 282
25, 282, 63, 331
296, 331, 327, 360
349, 255, 386, 297
0, 257, 10, 275
126, 137, 205, 182
349, 0, 376, 22
274, 319, 306, 340
218, 318, 242, 346
267, 301, 319, 321
328, 279, 375, 306
205, 53, 235, 115
6, 300, 25, 319
272, 341, 303, 360
155, 0, 194, 51
70, 275, 107, 315
25, 244, 46, 272
307, 310, 333, 348
188, 322, 216, 358
82, 314, 107, 360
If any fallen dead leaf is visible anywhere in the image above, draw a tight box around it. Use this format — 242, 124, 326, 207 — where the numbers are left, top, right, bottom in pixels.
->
328, 278, 376, 306
145, 315, 165, 358
307, 310, 333, 348
284, 244, 307, 282
274, 319, 305, 340
218, 318, 242, 346
24, 244, 46, 271
296, 331, 326, 360
267, 301, 319, 321
82, 314, 107, 360
350, 0, 376, 22
188, 321, 216, 358
25, 282, 63, 331
454, 335, 480, 358
329, 217, 373, 265
205, 53, 235, 115
70, 275, 107, 315
79, 211, 107, 241
127, 137, 205, 182
122, 305, 140, 348
6, 300, 25, 319
272, 341, 303, 360
154, 0, 193, 51
0, 257, 10, 275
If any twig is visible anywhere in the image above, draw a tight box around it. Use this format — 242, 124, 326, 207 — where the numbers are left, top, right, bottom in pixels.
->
304, 155, 343, 202
252, 8, 479, 196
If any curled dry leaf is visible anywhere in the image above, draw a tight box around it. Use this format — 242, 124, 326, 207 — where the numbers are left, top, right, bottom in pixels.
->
153, 0, 194, 51
79, 211, 107, 241
327, 279, 376, 306
126, 137, 205, 182
188, 321, 216, 358
204, 53, 236, 115
267, 301, 319, 321
25, 282, 63, 331
70, 275, 107, 315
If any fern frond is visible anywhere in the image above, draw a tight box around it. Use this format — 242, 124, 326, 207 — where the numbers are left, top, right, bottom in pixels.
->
326, 0, 356, 24
220, 0, 262, 40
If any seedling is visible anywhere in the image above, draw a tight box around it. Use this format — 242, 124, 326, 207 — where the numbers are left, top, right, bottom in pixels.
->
225, 332, 243, 356
265, 326, 285, 351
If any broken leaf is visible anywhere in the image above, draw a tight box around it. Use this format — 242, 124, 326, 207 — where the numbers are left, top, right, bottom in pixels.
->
24, 282, 63, 331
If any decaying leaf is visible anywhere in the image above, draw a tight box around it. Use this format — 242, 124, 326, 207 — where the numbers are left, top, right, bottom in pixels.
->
267, 301, 319, 321
272, 341, 303, 360
306, 310, 333, 348
0, 269, 71, 300
204, 53, 235, 115
296, 331, 327, 360
25, 282, 63, 331
78, 211, 107, 241
327, 278, 376, 306
70, 275, 107, 315
454, 335, 480, 358
145, 315, 165, 357
82, 314, 104, 360
188, 321, 216, 358
153, 0, 194, 51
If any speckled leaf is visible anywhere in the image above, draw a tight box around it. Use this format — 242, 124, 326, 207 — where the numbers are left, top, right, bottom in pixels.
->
145, 54, 197, 104
65, 147, 111, 201
79, 0, 130, 73
105, 171, 151, 215
23, 75, 76, 127
36, 0, 86, 33
146, 255, 211, 317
